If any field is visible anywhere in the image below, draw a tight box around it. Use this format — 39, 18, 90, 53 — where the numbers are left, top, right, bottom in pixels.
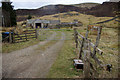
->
37, 11, 118, 78
36, 11, 118, 28
46, 27, 118, 78
2, 11, 119, 78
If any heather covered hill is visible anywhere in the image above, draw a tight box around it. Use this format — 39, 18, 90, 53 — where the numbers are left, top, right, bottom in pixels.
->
85, 2, 119, 17
72, 2, 100, 9
16, 2, 119, 22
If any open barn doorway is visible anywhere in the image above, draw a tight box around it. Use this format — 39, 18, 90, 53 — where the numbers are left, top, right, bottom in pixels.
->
35, 23, 41, 28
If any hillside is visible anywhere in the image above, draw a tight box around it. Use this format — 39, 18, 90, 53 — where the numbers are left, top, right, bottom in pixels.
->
16, 2, 119, 22
73, 2, 100, 9
32, 11, 118, 28
85, 2, 119, 17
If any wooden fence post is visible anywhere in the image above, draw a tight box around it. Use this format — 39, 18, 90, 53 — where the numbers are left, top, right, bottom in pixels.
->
35, 29, 38, 39
25, 32, 27, 41
74, 28, 78, 48
92, 26, 102, 57
12, 32, 15, 43
74, 26, 104, 78
83, 40, 90, 78
9, 31, 12, 43
79, 38, 84, 59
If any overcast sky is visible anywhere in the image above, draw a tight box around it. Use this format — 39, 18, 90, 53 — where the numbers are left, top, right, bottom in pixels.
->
0, 0, 111, 9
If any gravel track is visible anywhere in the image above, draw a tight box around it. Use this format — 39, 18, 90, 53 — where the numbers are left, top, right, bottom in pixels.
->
2, 32, 65, 78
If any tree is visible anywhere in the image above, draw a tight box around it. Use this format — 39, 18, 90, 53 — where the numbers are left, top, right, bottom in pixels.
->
27, 15, 32, 20
2, 0, 17, 27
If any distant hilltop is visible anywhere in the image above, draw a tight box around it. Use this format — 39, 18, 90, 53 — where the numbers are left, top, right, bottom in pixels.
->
16, 2, 119, 22
109, 0, 120, 2
1, 0, 10, 2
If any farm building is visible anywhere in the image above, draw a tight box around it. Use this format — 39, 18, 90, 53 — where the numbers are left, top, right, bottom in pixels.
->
26, 19, 60, 29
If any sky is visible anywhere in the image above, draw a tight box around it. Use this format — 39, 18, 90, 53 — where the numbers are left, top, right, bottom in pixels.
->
0, 0, 113, 9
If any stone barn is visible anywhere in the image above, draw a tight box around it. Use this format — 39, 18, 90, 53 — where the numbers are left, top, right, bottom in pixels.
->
27, 19, 36, 28
34, 19, 49, 28
27, 19, 60, 29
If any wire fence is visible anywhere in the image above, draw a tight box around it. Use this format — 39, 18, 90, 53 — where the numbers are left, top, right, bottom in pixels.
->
91, 16, 120, 25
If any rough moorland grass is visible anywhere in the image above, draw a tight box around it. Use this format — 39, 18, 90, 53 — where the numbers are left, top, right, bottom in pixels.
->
37, 11, 118, 28
77, 27, 118, 78
97, 27, 118, 78
47, 27, 118, 78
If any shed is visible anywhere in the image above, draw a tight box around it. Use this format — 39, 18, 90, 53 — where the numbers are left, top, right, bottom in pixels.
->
27, 19, 36, 28
27, 19, 61, 29
34, 19, 50, 28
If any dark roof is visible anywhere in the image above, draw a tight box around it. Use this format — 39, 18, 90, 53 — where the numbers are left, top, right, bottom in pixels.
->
27, 19, 60, 24
34, 19, 50, 23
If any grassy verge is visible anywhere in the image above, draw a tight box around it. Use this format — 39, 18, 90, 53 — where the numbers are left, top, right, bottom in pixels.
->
2, 30, 54, 53
2, 39, 40, 53
46, 29, 82, 78
47, 27, 118, 78
77, 27, 118, 78
47, 40, 83, 78
47, 29, 84, 78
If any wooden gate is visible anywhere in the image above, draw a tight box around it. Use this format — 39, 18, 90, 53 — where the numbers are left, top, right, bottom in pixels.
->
8, 29, 38, 43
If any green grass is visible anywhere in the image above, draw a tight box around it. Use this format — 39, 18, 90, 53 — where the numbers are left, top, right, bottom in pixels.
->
2, 30, 53, 53
3, 10, 119, 77
47, 29, 83, 78
2, 39, 40, 53
47, 40, 84, 78
47, 27, 118, 78
37, 11, 118, 28
77, 27, 118, 78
